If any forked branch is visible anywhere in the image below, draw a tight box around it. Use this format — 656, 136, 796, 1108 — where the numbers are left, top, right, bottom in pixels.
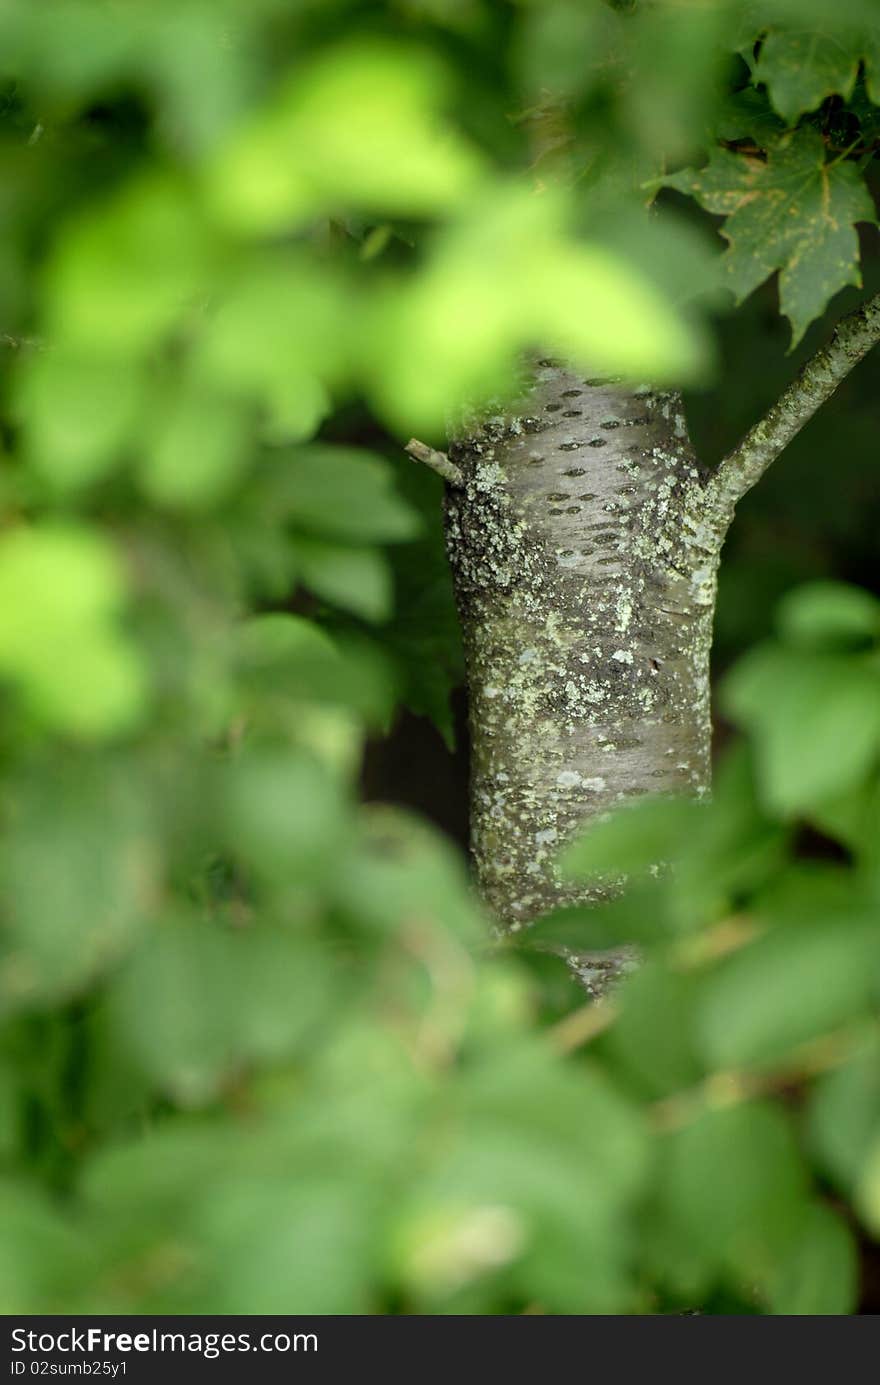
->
707, 289, 880, 518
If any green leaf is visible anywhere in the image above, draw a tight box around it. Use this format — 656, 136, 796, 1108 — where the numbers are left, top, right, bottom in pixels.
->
857, 1134, 880, 1235
0, 1180, 89, 1313
0, 761, 155, 1012
225, 933, 337, 1067
369, 185, 705, 431
236, 612, 340, 672
766, 1203, 858, 1315
108, 920, 240, 1106
808, 1037, 880, 1194
234, 614, 395, 729
811, 776, 880, 857
458, 1044, 649, 1209
754, 26, 862, 122
277, 447, 420, 544
0, 526, 146, 737
523, 883, 674, 952
382, 464, 464, 743
139, 385, 252, 509
294, 537, 392, 623
604, 962, 704, 1099
696, 920, 876, 1069
560, 796, 700, 880
670, 747, 790, 928
195, 254, 345, 440
714, 85, 787, 145
206, 43, 482, 232
332, 806, 483, 944
424, 1043, 648, 1311
44, 174, 211, 355
109, 920, 335, 1106
223, 748, 349, 882
665, 130, 876, 345
17, 349, 144, 490
749, 18, 880, 122
657, 1101, 809, 1282
723, 645, 880, 815
777, 580, 880, 651
194, 1177, 376, 1314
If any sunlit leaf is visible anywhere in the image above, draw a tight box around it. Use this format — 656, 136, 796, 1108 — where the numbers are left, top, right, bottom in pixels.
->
0, 527, 146, 736
44, 175, 213, 354
17, 349, 144, 490
205, 43, 482, 231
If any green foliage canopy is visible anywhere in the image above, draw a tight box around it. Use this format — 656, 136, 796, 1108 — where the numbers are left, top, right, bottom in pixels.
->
0, 0, 878, 1315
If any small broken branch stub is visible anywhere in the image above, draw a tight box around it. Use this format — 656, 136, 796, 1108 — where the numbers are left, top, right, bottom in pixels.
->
405, 437, 464, 487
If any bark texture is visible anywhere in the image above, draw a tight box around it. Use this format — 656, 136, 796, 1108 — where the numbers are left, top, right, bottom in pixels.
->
441, 293, 880, 993
445, 361, 730, 984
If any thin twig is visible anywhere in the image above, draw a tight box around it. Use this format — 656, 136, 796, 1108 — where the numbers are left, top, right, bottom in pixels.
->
548, 997, 618, 1054
650, 1024, 877, 1133
404, 437, 464, 486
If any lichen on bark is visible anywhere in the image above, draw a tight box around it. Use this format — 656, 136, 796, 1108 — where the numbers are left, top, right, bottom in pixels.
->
446, 359, 730, 987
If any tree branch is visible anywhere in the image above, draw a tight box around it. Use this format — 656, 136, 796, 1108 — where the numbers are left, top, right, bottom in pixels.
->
706, 289, 880, 518
404, 437, 463, 486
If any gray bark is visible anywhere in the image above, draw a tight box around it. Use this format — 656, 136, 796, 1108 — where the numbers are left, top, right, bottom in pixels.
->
445, 362, 727, 984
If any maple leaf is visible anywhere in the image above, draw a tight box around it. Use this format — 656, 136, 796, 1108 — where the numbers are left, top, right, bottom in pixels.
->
664, 129, 877, 345
752, 24, 880, 122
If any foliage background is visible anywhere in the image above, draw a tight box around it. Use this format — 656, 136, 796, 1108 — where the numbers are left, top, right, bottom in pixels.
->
1, 0, 879, 1314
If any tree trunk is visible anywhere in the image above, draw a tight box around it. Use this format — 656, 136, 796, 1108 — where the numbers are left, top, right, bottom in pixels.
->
445, 359, 729, 987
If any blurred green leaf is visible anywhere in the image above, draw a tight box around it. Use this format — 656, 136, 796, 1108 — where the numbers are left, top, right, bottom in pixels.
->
670, 748, 790, 928
223, 747, 350, 882
0, 526, 146, 737
278, 447, 421, 544
44, 175, 212, 355
723, 646, 880, 816
766, 1203, 858, 1315
857, 1134, 880, 1236
560, 796, 699, 881
109, 918, 335, 1105
332, 806, 483, 944
776, 580, 880, 651
195, 254, 345, 441
369, 185, 705, 431
17, 349, 144, 490
523, 883, 674, 952
108, 919, 241, 1106
0, 1180, 89, 1313
206, 43, 482, 232
657, 1101, 809, 1283
696, 920, 876, 1069
194, 1177, 377, 1314
235, 614, 395, 726
604, 962, 703, 1099
0, 760, 155, 1012
294, 537, 392, 623
139, 384, 252, 508
808, 1037, 880, 1195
